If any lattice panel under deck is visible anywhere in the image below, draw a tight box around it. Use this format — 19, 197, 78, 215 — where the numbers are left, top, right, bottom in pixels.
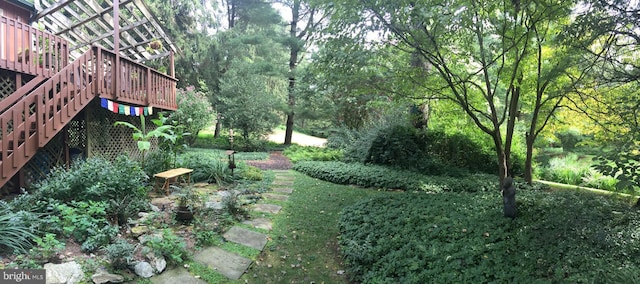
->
22, 132, 65, 187
86, 100, 158, 162
0, 71, 16, 100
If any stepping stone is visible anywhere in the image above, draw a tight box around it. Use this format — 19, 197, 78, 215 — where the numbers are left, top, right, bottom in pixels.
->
273, 187, 293, 194
243, 218, 273, 230
253, 204, 282, 214
193, 247, 251, 280
262, 193, 289, 201
223, 226, 268, 251
273, 180, 294, 185
150, 267, 206, 284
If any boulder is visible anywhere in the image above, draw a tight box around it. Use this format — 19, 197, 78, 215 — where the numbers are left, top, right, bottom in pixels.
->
91, 269, 124, 284
133, 261, 155, 278
44, 261, 84, 284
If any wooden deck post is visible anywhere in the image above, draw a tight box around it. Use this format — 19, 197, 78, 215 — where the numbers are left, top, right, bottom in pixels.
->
113, 0, 120, 99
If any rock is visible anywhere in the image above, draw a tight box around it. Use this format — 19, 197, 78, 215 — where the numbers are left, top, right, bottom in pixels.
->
91, 269, 124, 284
205, 201, 223, 210
131, 225, 149, 237
44, 261, 84, 284
133, 261, 155, 278
150, 204, 161, 212
151, 255, 167, 273
138, 212, 150, 218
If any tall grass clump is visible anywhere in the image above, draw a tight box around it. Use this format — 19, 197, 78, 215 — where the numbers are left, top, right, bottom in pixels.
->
0, 204, 37, 253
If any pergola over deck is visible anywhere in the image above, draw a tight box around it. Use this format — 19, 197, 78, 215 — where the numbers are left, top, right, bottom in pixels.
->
33, 0, 177, 64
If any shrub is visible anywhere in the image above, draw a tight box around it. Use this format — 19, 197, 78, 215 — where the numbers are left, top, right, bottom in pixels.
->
179, 153, 232, 184
283, 145, 343, 163
104, 238, 136, 269
339, 191, 640, 283
33, 156, 149, 225
144, 150, 173, 177
30, 233, 65, 262
581, 168, 618, 191
555, 128, 584, 152
238, 164, 263, 181
145, 229, 189, 265
169, 86, 214, 145
540, 153, 592, 186
293, 161, 498, 193
55, 201, 118, 252
328, 123, 501, 175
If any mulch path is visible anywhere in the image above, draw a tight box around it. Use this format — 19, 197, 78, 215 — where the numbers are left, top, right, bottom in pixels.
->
245, 151, 292, 170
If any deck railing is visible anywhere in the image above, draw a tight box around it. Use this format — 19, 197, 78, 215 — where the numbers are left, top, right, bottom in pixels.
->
95, 46, 177, 110
0, 15, 69, 78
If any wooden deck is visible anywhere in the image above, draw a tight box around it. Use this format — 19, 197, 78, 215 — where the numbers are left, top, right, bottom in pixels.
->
0, 12, 178, 189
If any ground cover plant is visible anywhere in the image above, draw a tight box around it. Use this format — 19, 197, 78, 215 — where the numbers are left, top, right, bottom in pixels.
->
338, 190, 640, 283
293, 161, 498, 192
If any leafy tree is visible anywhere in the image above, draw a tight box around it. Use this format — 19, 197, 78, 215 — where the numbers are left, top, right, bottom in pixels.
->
313, 0, 595, 188
215, 0, 289, 139
168, 86, 214, 145
563, 0, 640, 191
276, 0, 325, 144
219, 60, 285, 139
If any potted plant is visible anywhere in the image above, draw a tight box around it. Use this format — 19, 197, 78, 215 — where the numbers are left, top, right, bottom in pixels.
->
174, 186, 202, 224
149, 40, 162, 50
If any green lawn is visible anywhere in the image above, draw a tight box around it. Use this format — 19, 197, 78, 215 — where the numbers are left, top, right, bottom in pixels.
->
239, 172, 387, 283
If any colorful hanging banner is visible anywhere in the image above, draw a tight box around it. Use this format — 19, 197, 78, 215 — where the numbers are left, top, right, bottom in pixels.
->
100, 98, 153, 117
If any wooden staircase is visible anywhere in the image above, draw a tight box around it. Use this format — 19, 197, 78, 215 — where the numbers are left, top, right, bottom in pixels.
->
0, 48, 96, 189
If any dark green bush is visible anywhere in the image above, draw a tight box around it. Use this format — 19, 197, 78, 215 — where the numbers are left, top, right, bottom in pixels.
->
329, 123, 504, 175
31, 156, 149, 226
339, 191, 640, 283
144, 150, 173, 177
555, 128, 584, 152
293, 161, 498, 192
423, 131, 498, 174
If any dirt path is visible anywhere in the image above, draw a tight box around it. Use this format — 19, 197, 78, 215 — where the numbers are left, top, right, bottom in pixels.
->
245, 152, 292, 170
266, 129, 327, 147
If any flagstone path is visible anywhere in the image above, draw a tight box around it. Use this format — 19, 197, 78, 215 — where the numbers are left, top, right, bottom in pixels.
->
151, 169, 295, 283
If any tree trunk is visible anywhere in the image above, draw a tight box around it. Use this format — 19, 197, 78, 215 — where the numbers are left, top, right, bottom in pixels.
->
284, 0, 301, 146
524, 132, 535, 184
214, 119, 221, 138
492, 131, 509, 188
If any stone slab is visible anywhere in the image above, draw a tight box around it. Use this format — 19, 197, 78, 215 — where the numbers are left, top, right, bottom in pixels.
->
273, 182, 294, 187
223, 226, 268, 251
242, 218, 273, 230
193, 247, 252, 280
150, 267, 206, 284
273, 187, 293, 194
253, 203, 282, 214
262, 193, 289, 201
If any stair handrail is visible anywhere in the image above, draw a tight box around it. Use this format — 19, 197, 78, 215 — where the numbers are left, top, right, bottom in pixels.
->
0, 76, 46, 115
